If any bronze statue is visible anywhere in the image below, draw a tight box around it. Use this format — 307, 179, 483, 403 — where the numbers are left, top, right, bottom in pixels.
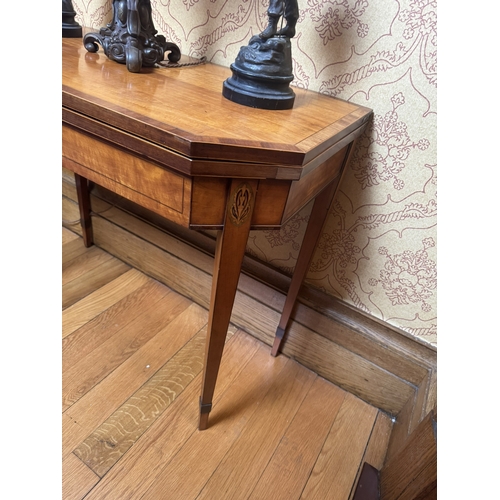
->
62, 0, 74, 11
260, 0, 299, 40
222, 0, 299, 109
62, 0, 82, 38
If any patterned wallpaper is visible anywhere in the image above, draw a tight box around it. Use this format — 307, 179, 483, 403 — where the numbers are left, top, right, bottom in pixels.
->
70, 0, 437, 346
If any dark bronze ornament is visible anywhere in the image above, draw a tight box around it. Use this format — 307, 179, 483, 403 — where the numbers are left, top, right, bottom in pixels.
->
222, 0, 299, 110
83, 0, 181, 73
62, 0, 82, 38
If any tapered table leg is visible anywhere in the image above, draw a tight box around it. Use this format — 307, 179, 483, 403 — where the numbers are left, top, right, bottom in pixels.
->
270, 177, 341, 357
198, 179, 258, 430
74, 173, 93, 247
271, 142, 358, 356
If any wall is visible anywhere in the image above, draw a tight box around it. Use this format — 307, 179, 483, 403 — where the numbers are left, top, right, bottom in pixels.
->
70, 0, 437, 346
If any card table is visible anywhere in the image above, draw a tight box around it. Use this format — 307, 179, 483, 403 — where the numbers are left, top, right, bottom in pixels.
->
62, 37, 372, 429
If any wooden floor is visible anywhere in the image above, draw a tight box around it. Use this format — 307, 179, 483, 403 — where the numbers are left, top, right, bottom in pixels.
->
62, 226, 392, 500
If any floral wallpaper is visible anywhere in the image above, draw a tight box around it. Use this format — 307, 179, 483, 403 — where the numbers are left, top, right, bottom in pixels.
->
70, 0, 437, 345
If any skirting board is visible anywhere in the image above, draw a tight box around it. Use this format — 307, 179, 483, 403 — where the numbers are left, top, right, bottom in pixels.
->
62, 169, 436, 455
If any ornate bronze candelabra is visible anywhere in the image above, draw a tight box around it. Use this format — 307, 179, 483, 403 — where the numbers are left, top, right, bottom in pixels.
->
83, 0, 181, 73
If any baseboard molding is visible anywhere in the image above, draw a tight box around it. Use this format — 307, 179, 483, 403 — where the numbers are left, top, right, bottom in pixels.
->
63, 169, 436, 433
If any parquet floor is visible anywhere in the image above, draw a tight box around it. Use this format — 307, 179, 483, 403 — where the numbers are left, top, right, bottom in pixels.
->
62, 226, 392, 500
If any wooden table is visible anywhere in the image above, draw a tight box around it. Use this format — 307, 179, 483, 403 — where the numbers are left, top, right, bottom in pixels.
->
62, 37, 372, 430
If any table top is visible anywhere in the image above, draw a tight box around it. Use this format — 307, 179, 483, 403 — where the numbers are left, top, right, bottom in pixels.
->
62, 37, 372, 178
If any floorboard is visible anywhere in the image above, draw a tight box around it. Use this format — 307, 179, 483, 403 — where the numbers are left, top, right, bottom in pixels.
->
63, 453, 100, 500
62, 269, 150, 338
62, 257, 130, 310
62, 226, 391, 499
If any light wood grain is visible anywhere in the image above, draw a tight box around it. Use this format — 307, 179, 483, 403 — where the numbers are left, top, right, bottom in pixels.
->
63, 226, 79, 245
361, 412, 393, 470
63, 187, 423, 415
63, 303, 219, 459
249, 376, 347, 500
63, 38, 371, 169
82, 330, 261, 500
63, 166, 437, 414
62, 245, 114, 286
62, 453, 100, 500
63, 279, 168, 371
74, 186, 216, 274
300, 393, 378, 500
82, 332, 260, 500
62, 196, 84, 238
74, 327, 208, 476
62, 256, 130, 310
139, 344, 290, 499
63, 236, 91, 267
92, 215, 213, 309
62, 231, 392, 500
97, 198, 411, 414
63, 285, 189, 411
348, 412, 393, 500
283, 146, 345, 221
62, 268, 150, 338
63, 126, 192, 226
196, 359, 316, 499
190, 177, 227, 226
61, 41, 401, 497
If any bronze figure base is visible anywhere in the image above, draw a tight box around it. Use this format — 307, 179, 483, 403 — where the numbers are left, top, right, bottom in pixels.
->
223, 35, 295, 110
